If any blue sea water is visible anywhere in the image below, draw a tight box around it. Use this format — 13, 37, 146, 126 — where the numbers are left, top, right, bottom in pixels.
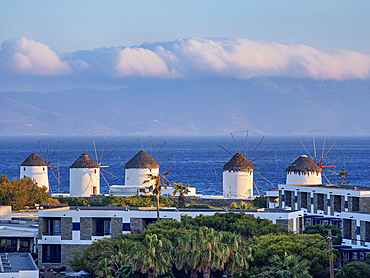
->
0, 135, 369, 196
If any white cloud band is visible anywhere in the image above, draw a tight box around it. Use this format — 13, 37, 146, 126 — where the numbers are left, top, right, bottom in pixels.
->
1, 37, 370, 80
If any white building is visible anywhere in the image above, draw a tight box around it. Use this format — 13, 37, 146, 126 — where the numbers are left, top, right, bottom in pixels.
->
223, 153, 254, 199
37, 206, 304, 270
20, 153, 49, 192
69, 154, 100, 197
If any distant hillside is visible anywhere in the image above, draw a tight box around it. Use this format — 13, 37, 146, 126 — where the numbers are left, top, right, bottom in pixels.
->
1, 78, 369, 135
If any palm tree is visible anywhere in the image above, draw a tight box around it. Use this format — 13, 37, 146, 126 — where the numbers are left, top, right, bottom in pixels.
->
172, 182, 190, 208
144, 172, 170, 221
221, 231, 253, 278
175, 232, 198, 278
130, 234, 173, 278
187, 227, 228, 278
268, 252, 312, 278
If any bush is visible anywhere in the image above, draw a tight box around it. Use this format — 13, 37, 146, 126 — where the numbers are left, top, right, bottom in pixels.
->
335, 261, 370, 278
0, 176, 60, 210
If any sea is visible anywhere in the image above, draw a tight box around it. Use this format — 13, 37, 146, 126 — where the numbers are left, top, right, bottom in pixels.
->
0, 134, 369, 196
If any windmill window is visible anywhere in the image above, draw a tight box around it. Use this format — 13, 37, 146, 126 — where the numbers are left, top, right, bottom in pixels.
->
94, 169, 97, 174
24, 167, 26, 171
43, 167, 45, 171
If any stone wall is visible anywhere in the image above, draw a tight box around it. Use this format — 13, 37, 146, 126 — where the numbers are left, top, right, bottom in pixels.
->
360, 221, 366, 246
330, 195, 334, 216
342, 219, 351, 239
297, 192, 301, 209
360, 197, 370, 212
130, 218, 143, 232
313, 193, 318, 213
276, 219, 288, 230
80, 217, 92, 240
279, 190, 283, 208
341, 196, 345, 212
111, 217, 123, 238
351, 220, 357, 245
38, 217, 44, 239
61, 217, 72, 240
348, 197, 353, 212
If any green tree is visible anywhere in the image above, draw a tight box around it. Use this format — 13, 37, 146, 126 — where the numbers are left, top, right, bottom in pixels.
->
221, 231, 253, 278
245, 234, 330, 278
267, 252, 312, 278
187, 227, 227, 278
172, 182, 190, 208
230, 201, 255, 209
335, 261, 370, 278
303, 224, 342, 245
175, 231, 198, 278
252, 196, 267, 209
337, 166, 351, 186
0, 176, 60, 210
144, 172, 170, 221
130, 234, 173, 278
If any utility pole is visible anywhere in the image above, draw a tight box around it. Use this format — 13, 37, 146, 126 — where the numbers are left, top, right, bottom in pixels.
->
329, 229, 334, 278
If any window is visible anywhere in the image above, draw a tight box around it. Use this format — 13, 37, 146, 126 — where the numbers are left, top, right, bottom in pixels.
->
72, 223, 80, 231
301, 192, 307, 208
93, 186, 97, 195
94, 169, 97, 174
24, 167, 26, 171
352, 197, 360, 211
248, 189, 251, 198
122, 223, 130, 231
42, 244, 61, 263
93, 218, 111, 236
43, 167, 45, 171
44, 218, 61, 235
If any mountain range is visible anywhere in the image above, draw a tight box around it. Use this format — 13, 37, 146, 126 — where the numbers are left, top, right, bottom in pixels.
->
1, 78, 369, 135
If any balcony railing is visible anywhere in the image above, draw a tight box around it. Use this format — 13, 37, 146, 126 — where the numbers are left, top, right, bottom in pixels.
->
42, 231, 61, 236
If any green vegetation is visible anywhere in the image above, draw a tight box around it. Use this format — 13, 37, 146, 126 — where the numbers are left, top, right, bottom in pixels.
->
71, 212, 331, 278
172, 182, 190, 208
303, 224, 342, 245
337, 166, 351, 186
335, 261, 370, 278
0, 176, 60, 210
59, 195, 176, 208
144, 172, 170, 221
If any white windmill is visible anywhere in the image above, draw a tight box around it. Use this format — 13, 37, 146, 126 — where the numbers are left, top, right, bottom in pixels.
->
214, 131, 278, 199
69, 140, 118, 197
20, 138, 61, 193
288, 130, 346, 185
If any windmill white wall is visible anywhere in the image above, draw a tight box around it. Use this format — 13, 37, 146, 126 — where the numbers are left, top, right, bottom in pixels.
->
125, 168, 159, 187
223, 170, 253, 199
70, 168, 100, 197
286, 172, 322, 185
20, 166, 49, 192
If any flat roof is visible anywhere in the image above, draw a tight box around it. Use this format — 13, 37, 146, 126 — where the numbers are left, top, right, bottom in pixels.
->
280, 184, 370, 191
1, 253, 38, 273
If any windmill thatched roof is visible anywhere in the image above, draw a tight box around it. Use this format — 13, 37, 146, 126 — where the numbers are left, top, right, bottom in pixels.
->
70, 153, 98, 168
21, 153, 47, 166
223, 153, 254, 172
125, 150, 160, 169
285, 155, 322, 174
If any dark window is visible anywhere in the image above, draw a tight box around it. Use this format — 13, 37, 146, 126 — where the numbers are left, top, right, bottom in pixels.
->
43, 218, 61, 235
285, 191, 292, 206
93, 218, 111, 236
42, 244, 61, 263
122, 223, 130, 231
0, 238, 15, 252
352, 197, 360, 211
72, 223, 80, 231
343, 219, 351, 239
334, 195, 341, 212
301, 192, 308, 208
317, 194, 325, 210
24, 167, 26, 171
19, 239, 32, 252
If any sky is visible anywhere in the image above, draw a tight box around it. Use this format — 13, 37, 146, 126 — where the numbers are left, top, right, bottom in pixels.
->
0, 0, 370, 92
